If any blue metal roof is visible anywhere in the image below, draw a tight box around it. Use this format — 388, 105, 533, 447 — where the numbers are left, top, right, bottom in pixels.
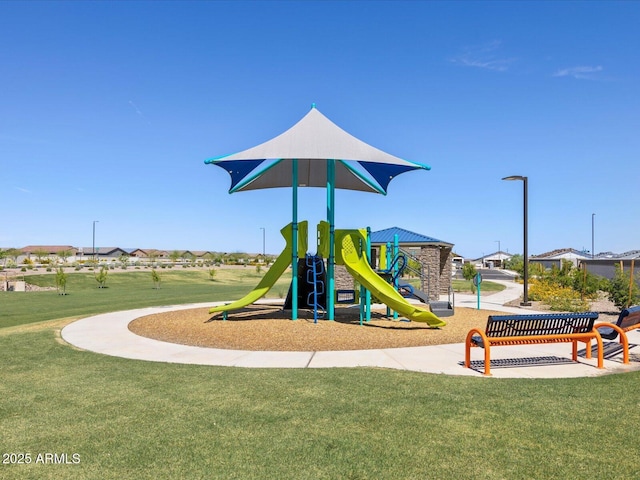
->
370, 227, 452, 246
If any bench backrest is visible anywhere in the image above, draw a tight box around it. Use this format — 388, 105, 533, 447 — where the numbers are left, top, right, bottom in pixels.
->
616, 305, 640, 330
485, 312, 598, 338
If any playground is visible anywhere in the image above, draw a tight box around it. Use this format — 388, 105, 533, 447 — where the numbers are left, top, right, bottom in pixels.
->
201, 106, 455, 327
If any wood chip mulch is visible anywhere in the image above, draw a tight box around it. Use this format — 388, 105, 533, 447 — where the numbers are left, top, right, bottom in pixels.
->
128, 304, 508, 351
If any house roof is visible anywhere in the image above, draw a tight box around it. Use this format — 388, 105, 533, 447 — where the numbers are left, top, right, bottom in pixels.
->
473, 251, 513, 262
191, 251, 212, 257
81, 247, 127, 255
370, 227, 452, 247
532, 248, 591, 259
594, 250, 640, 260
616, 250, 640, 259
21, 245, 77, 254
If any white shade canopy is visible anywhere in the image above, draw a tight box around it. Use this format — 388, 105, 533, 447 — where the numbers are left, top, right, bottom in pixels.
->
205, 105, 430, 194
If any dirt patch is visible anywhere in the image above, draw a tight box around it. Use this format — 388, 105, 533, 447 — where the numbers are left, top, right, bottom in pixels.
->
129, 305, 505, 351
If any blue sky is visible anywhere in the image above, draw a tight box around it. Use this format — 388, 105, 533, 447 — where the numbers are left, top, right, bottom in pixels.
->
1, 1, 638, 258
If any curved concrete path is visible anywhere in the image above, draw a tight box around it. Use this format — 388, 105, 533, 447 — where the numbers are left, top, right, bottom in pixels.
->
61, 280, 640, 378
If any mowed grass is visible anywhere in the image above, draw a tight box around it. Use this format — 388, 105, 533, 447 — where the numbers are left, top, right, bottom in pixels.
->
1, 270, 639, 478
0, 268, 292, 328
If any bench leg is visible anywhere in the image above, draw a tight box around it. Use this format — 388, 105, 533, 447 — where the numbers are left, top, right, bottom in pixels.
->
464, 344, 491, 375
464, 343, 471, 369
482, 346, 491, 376
573, 338, 604, 369
620, 332, 630, 364
573, 339, 592, 360
595, 335, 604, 369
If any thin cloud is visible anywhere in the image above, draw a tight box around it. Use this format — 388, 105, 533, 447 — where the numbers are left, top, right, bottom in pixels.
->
129, 100, 151, 124
16, 187, 32, 194
553, 65, 603, 80
450, 40, 516, 72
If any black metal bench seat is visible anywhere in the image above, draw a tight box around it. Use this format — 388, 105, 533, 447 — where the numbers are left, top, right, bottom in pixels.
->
465, 312, 603, 375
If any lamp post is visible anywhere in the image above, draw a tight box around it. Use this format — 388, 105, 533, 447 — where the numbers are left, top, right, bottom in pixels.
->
495, 240, 501, 268
260, 227, 265, 257
92, 220, 99, 265
502, 175, 530, 306
591, 213, 595, 259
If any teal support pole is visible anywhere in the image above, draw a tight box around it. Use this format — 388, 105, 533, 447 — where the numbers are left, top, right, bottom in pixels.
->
327, 159, 336, 321
385, 241, 391, 317
393, 234, 399, 320
365, 227, 372, 322
292, 159, 299, 320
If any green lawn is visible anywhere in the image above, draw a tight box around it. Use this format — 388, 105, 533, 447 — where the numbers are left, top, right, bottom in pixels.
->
1, 270, 638, 479
1, 268, 292, 329
452, 278, 506, 293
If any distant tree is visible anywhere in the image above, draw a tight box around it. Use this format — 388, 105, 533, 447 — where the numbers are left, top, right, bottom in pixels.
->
169, 250, 181, 264
5, 248, 21, 267
33, 249, 49, 265
504, 254, 524, 275
462, 262, 477, 282
151, 269, 162, 289
208, 268, 216, 281
462, 262, 478, 293
95, 265, 108, 288
57, 249, 73, 265
55, 267, 68, 295
119, 253, 130, 269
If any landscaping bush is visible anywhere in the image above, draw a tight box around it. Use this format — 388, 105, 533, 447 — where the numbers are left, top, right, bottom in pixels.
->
604, 264, 640, 309
527, 260, 604, 312
461, 263, 478, 293
95, 266, 108, 288
528, 279, 590, 311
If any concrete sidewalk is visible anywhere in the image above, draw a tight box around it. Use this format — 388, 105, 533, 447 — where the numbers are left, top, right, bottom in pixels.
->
61, 285, 640, 378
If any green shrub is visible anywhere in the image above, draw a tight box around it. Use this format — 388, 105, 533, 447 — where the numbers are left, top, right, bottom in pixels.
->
461, 263, 478, 293
605, 264, 640, 309
95, 266, 108, 288
151, 269, 162, 289
529, 279, 590, 312
55, 267, 67, 295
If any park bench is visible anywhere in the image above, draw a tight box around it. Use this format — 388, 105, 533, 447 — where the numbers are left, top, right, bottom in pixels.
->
465, 312, 603, 375
594, 305, 640, 365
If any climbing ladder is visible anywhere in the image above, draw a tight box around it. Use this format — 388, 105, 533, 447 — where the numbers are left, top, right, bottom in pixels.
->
306, 254, 326, 323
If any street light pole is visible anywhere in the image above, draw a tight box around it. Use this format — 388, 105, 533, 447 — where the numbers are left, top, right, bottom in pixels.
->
495, 240, 501, 267
260, 227, 265, 257
591, 213, 595, 259
502, 176, 530, 306
92, 220, 99, 265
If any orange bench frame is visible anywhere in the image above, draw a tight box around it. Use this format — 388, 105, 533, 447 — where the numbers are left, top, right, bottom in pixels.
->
593, 305, 640, 365
465, 312, 604, 376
